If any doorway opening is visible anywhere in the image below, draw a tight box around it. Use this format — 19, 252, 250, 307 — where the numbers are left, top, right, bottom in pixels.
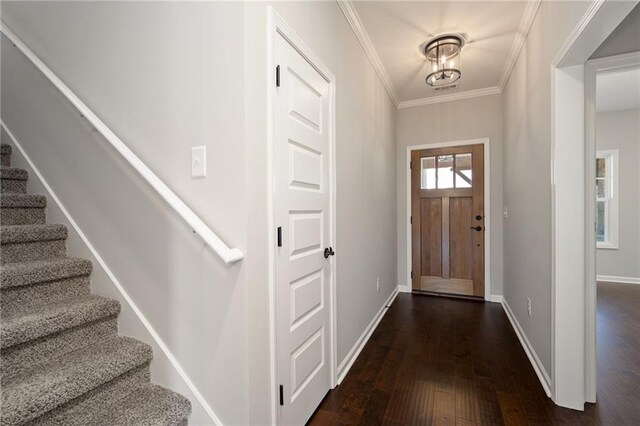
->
590, 52, 640, 421
407, 138, 491, 300
551, 0, 638, 411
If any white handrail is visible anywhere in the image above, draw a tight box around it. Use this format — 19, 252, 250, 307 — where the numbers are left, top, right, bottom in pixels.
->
1, 23, 243, 265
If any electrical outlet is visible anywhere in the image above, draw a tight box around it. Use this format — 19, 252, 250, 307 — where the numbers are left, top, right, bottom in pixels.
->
191, 146, 206, 178
376, 277, 381, 292
503, 207, 509, 220
527, 297, 532, 316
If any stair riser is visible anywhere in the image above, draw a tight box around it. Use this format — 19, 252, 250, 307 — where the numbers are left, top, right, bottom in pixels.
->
29, 363, 151, 426
0, 179, 27, 194
0, 207, 46, 225
1, 316, 118, 380
0, 239, 66, 264
1, 154, 9, 167
1, 275, 91, 313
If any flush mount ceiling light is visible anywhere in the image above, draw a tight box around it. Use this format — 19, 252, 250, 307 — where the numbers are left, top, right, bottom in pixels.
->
421, 33, 465, 88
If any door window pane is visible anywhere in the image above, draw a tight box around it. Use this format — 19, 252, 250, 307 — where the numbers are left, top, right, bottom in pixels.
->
421, 157, 436, 189
455, 153, 472, 188
437, 155, 454, 189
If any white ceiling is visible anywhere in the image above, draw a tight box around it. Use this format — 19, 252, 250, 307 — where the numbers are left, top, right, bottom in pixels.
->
597, 68, 640, 113
345, 1, 538, 108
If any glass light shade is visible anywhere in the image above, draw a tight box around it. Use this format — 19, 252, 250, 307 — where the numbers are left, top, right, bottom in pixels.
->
424, 35, 463, 87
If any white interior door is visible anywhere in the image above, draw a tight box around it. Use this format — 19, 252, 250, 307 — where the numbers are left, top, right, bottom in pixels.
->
274, 32, 332, 425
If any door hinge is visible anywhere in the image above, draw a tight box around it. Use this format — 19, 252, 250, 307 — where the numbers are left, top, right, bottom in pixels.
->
410, 216, 412, 224
410, 160, 412, 170
411, 270, 413, 279
276, 65, 281, 87
277, 227, 282, 247
279, 385, 284, 406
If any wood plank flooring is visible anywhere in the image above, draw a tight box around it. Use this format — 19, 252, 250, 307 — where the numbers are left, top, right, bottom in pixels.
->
308, 285, 640, 425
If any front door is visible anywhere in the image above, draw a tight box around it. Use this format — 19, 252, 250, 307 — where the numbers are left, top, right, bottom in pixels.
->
411, 144, 485, 298
274, 32, 332, 425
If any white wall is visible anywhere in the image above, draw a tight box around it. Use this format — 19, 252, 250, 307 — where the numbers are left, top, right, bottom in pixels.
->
1, 2, 248, 424
502, 0, 591, 376
244, 2, 397, 423
596, 109, 640, 279
396, 95, 504, 296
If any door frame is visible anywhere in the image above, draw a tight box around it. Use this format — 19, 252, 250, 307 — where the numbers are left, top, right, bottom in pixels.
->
550, 0, 638, 410
406, 138, 492, 301
266, 7, 338, 425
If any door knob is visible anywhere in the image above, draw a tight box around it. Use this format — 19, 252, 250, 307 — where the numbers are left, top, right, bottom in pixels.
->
470, 226, 483, 232
324, 247, 335, 258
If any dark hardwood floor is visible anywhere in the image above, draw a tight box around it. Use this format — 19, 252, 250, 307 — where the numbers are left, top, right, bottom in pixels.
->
308, 285, 640, 425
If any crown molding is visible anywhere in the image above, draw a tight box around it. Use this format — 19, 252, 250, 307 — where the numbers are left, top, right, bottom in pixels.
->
498, 0, 543, 90
337, 0, 400, 107
338, 0, 541, 109
398, 86, 502, 109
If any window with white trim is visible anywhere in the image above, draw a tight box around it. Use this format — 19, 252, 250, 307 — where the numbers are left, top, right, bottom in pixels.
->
595, 150, 619, 249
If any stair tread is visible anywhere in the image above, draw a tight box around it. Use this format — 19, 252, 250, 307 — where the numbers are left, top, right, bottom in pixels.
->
1, 336, 153, 426
1, 257, 92, 289
1, 143, 11, 155
1, 294, 120, 348
0, 223, 67, 244
87, 384, 191, 426
0, 167, 28, 180
0, 193, 47, 208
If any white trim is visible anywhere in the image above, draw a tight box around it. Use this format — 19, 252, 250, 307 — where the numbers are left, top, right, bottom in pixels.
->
552, 0, 606, 67
336, 1, 399, 107
398, 87, 501, 109
497, 0, 542, 91
488, 295, 504, 304
502, 298, 552, 397
267, 8, 338, 424
597, 275, 640, 285
1, 122, 223, 425
405, 138, 492, 301
336, 288, 399, 384
0, 23, 242, 265
397, 285, 411, 294
588, 51, 640, 71
552, 63, 587, 411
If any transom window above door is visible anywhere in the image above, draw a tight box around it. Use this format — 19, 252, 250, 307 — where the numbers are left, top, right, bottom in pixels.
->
420, 153, 473, 189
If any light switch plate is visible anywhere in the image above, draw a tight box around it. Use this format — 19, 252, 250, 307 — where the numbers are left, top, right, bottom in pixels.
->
191, 146, 206, 178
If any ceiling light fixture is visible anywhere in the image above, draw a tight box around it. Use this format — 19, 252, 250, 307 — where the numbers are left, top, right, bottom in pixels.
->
422, 34, 465, 88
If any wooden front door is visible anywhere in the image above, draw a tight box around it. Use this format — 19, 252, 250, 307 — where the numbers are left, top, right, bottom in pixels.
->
411, 144, 484, 298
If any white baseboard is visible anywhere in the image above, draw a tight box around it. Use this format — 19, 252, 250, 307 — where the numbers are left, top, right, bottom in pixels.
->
398, 284, 411, 293
487, 295, 504, 303
336, 287, 399, 384
501, 298, 552, 397
1, 122, 221, 425
597, 275, 640, 285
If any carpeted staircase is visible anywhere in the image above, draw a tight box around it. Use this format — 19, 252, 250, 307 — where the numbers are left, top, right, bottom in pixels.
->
0, 142, 192, 425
